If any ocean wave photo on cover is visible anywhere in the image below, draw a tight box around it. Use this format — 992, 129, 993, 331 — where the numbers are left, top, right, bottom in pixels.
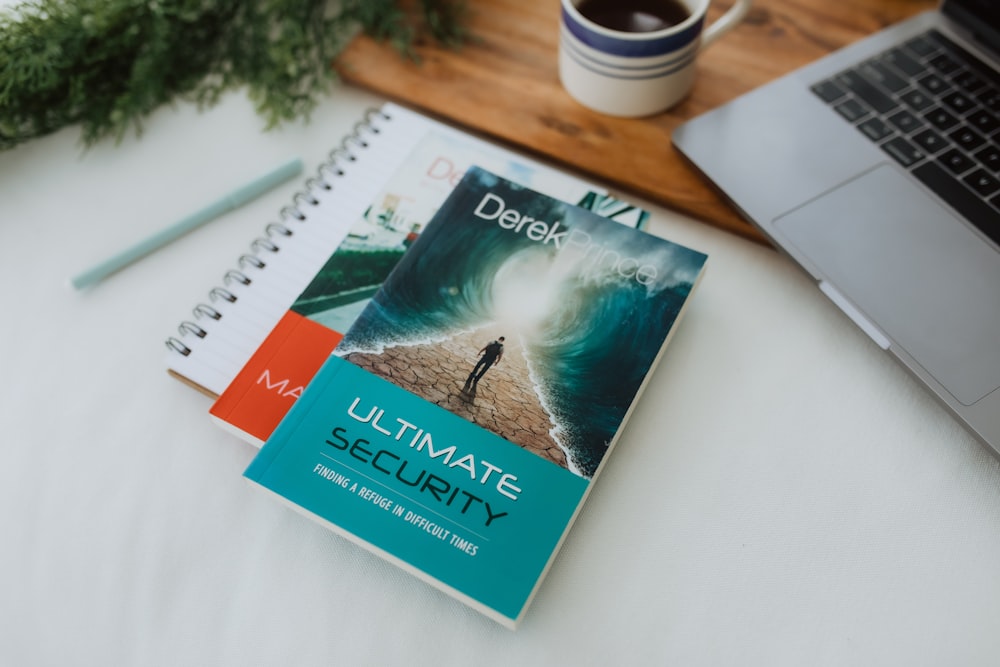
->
337, 167, 705, 478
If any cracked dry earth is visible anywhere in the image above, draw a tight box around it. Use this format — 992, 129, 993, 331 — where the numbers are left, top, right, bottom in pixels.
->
343, 329, 568, 470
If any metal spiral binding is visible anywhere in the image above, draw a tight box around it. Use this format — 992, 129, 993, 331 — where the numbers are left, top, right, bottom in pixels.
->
224, 270, 251, 287
209, 287, 237, 303
179, 321, 207, 338
194, 304, 222, 320
238, 255, 265, 270
165, 106, 391, 358
250, 237, 280, 253
166, 338, 192, 356
265, 222, 292, 238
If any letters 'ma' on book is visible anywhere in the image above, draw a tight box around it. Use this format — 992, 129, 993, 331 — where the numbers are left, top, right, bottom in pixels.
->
244, 167, 708, 629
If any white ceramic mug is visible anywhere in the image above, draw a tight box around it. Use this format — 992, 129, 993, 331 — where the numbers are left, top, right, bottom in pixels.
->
559, 0, 752, 117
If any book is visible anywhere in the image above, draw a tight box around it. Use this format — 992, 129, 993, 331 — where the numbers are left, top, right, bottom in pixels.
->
164, 102, 646, 399
208, 130, 649, 445
243, 166, 707, 628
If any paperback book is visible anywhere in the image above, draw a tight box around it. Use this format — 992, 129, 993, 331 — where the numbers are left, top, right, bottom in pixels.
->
210, 130, 648, 445
243, 167, 707, 628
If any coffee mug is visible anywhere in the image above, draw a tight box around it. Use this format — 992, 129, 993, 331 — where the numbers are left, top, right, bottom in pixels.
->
559, 0, 753, 117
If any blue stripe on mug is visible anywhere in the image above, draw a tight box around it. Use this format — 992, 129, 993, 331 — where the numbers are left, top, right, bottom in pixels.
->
561, 5, 704, 58
562, 34, 698, 80
561, 27, 697, 76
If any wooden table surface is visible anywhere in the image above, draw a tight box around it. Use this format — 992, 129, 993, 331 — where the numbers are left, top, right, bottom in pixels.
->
335, 0, 936, 244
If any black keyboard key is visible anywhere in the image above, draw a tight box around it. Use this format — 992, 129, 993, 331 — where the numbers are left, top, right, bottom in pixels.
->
912, 128, 949, 154
963, 169, 1000, 197
948, 125, 985, 152
900, 88, 934, 111
941, 90, 976, 115
966, 109, 999, 136
913, 161, 1000, 245
929, 52, 962, 74
974, 146, 1000, 172
888, 108, 922, 133
835, 70, 899, 114
904, 34, 939, 59
917, 72, 948, 95
811, 79, 846, 103
925, 106, 960, 131
834, 98, 869, 122
858, 117, 894, 142
928, 30, 1000, 85
859, 60, 909, 93
940, 148, 976, 174
955, 70, 987, 94
884, 47, 925, 77
923, 29, 950, 49
882, 137, 925, 167
980, 88, 1000, 113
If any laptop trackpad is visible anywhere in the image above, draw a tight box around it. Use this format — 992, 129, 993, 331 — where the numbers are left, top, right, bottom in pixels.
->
774, 164, 1000, 406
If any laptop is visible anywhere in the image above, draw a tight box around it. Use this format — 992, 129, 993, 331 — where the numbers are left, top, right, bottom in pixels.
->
672, 0, 1000, 455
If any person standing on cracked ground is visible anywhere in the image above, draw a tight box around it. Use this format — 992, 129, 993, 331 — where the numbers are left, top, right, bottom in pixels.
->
463, 336, 505, 392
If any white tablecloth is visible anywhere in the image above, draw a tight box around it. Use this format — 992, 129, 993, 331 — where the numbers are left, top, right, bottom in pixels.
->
2, 84, 998, 666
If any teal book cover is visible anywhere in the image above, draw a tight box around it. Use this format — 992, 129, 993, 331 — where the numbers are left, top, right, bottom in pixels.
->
245, 167, 708, 628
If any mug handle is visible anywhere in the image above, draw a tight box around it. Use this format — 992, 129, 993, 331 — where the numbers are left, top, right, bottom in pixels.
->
700, 0, 752, 51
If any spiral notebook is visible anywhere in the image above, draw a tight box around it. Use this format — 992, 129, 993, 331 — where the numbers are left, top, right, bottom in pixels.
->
163, 102, 643, 399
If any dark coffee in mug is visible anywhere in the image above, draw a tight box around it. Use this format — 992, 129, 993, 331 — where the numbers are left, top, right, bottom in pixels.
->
575, 0, 691, 33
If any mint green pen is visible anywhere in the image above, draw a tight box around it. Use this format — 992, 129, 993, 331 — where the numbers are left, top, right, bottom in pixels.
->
70, 157, 304, 290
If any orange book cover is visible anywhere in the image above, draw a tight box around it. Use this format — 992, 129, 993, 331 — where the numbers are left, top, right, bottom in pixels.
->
209, 312, 342, 444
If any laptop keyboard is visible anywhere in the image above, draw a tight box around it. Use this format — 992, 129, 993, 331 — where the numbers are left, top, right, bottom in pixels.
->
811, 29, 1000, 246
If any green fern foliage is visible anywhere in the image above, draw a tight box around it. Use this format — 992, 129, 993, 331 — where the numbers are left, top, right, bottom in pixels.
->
0, 0, 467, 150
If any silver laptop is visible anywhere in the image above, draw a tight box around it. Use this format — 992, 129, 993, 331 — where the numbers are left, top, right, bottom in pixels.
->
672, 0, 1000, 455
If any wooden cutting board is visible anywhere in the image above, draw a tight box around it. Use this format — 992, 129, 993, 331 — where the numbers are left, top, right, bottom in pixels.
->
335, 0, 935, 244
